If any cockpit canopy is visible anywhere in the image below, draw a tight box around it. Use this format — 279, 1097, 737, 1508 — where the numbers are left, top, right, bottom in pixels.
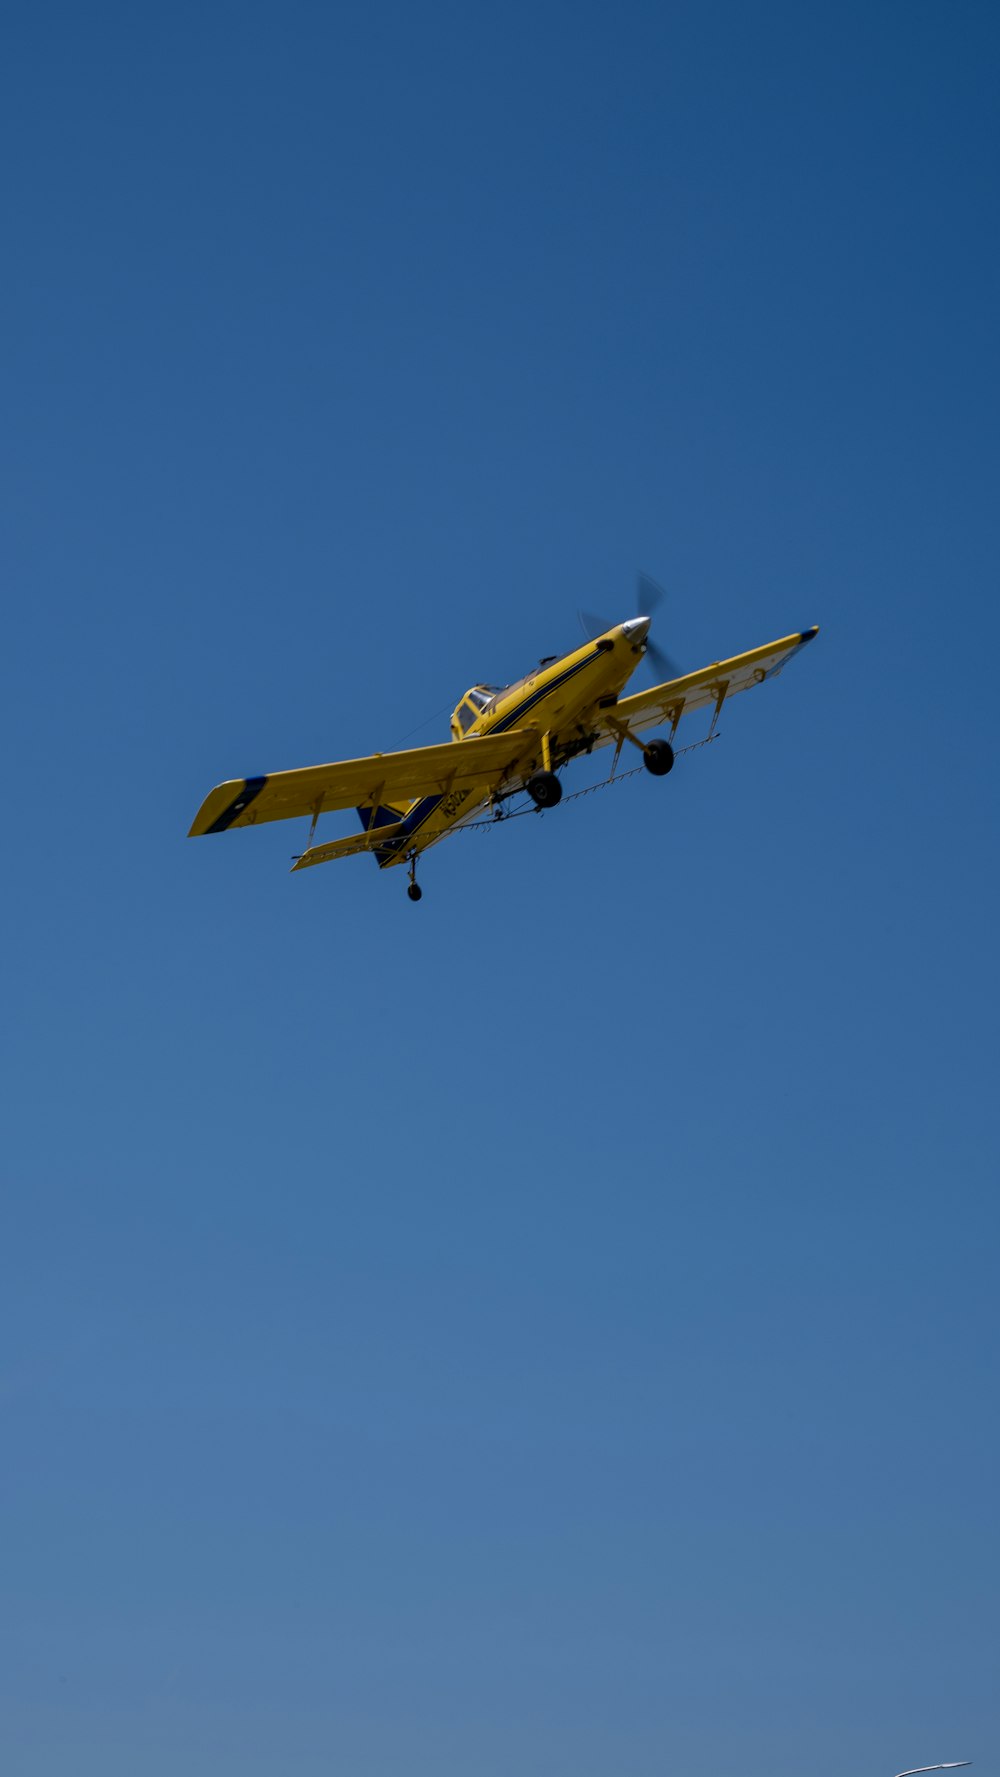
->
451, 684, 500, 738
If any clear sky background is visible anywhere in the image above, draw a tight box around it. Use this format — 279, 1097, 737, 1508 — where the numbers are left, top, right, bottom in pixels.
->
2, 3, 998, 1774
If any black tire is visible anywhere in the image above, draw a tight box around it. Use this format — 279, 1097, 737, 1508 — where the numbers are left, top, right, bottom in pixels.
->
526, 771, 563, 809
407, 882, 423, 901
643, 739, 675, 777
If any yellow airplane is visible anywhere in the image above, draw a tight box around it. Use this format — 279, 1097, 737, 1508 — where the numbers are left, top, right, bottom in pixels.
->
189, 613, 819, 899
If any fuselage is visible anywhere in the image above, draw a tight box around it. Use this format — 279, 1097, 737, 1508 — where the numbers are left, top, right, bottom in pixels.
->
372, 618, 649, 866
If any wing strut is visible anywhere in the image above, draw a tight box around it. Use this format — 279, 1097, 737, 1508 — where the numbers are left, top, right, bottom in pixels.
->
707, 679, 729, 738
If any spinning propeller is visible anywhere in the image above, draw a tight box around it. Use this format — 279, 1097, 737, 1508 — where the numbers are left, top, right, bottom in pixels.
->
579, 572, 682, 683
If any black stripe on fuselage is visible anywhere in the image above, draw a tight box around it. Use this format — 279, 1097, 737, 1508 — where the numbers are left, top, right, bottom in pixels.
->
490, 647, 604, 734
372, 792, 441, 864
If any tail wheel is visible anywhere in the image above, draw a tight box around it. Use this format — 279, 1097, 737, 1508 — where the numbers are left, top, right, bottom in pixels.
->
407, 882, 423, 902
643, 739, 675, 777
526, 771, 563, 809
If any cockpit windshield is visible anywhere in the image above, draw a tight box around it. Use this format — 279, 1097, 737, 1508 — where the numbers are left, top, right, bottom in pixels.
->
453, 684, 501, 737
467, 686, 497, 712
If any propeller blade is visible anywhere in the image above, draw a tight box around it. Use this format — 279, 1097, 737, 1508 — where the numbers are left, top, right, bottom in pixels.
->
636, 571, 681, 679
636, 571, 667, 617
644, 635, 683, 683
578, 609, 610, 642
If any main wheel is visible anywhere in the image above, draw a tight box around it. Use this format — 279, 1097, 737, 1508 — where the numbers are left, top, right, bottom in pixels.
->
526, 771, 563, 809
407, 882, 423, 902
643, 739, 675, 777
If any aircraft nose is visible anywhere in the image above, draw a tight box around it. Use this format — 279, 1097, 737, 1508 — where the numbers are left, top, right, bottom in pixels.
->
621, 616, 651, 643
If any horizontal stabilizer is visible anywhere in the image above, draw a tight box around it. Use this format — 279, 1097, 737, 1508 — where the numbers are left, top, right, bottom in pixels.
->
290, 822, 405, 872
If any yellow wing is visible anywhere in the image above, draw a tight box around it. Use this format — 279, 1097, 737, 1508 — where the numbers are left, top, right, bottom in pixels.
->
189, 731, 535, 836
592, 627, 819, 746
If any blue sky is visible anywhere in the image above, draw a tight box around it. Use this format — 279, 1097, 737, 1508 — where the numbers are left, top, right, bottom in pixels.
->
2, 3, 998, 1774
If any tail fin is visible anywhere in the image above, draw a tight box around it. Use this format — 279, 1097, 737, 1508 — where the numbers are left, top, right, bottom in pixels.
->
357, 801, 408, 833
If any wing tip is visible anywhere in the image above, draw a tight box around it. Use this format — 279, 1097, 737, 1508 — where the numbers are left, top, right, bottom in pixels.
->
799, 625, 820, 642
188, 775, 268, 836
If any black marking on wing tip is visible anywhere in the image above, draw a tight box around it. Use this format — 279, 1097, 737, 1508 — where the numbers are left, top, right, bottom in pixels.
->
800, 626, 819, 641
205, 774, 268, 833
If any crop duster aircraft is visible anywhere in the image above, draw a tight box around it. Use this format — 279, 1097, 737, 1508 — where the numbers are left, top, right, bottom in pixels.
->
189, 600, 819, 900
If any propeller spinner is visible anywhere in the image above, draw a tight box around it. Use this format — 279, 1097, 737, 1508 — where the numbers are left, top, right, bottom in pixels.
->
578, 571, 682, 683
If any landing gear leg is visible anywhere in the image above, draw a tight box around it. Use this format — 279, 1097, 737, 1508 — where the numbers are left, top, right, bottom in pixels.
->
407, 854, 423, 902
525, 731, 564, 808
606, 716, 673, 776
